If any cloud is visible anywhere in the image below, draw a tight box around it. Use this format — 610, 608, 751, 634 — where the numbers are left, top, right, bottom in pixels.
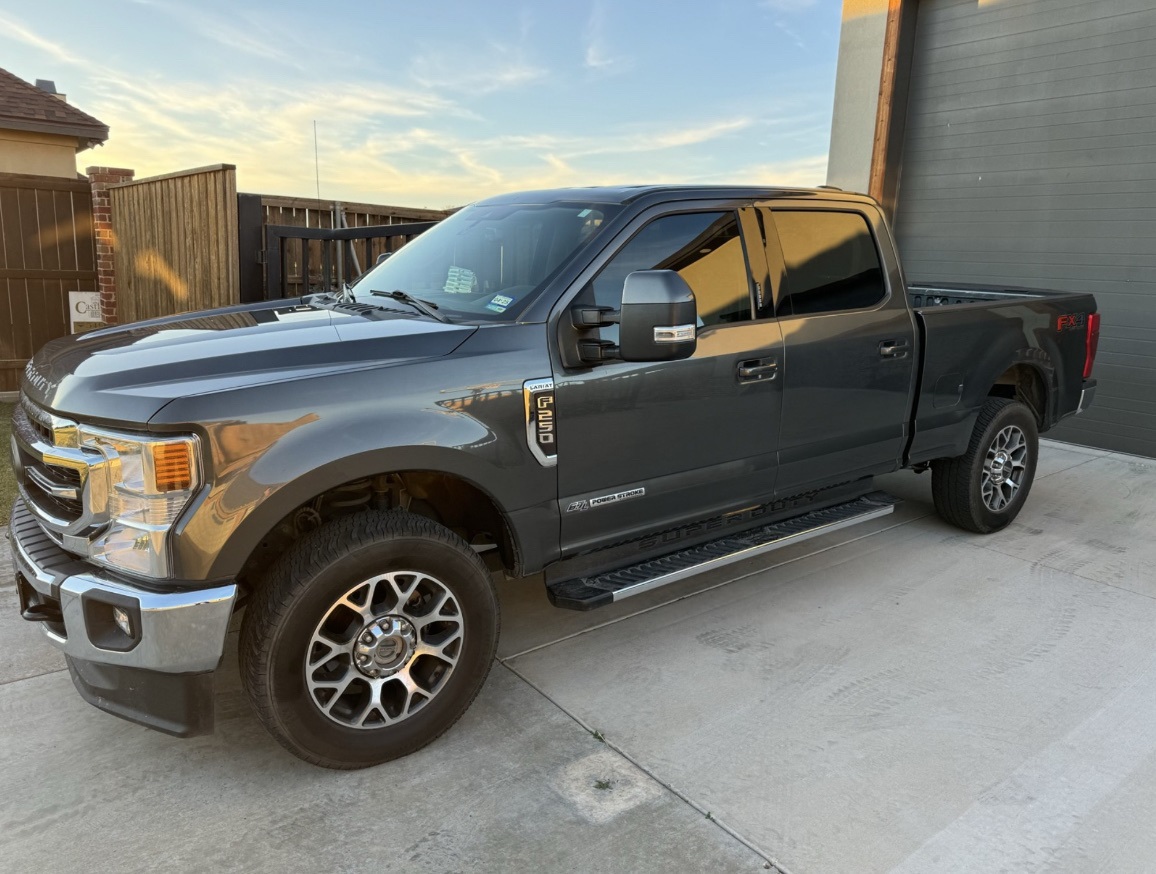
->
584, 41, 615, 71
407, 14, 547, 96
711, 154, 830, 188
0, 11, 827, 208
125, 0, 305, 67
0, 14, 76, 65
410, 56, 546, 96
649, 119, 752, 150
582, 1, 630, 74
773, 21, 807, 49
759, 0, 819, 12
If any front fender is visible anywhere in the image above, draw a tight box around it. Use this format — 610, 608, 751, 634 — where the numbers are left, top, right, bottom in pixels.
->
195, 438, 533, 582
154, 327, 557, 581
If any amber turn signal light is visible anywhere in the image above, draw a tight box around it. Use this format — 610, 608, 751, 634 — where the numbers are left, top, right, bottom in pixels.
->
151, 441, 194, 492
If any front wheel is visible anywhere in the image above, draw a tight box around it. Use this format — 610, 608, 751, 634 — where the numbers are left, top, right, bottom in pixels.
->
931, 397, 1039, 534
239, 510, 499, 769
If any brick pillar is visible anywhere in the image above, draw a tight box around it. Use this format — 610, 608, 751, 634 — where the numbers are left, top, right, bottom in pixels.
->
86, 166, 134, 324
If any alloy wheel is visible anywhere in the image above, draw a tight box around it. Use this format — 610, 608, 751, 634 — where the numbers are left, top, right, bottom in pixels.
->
981, 424, 1028, 512
304, 571, 464, 729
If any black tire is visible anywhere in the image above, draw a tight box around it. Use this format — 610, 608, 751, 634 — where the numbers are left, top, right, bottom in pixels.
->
931, 397, 1039, 534
239, 510, 499, 769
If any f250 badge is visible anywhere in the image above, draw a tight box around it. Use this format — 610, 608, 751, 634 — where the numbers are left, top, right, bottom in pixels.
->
523, 378, 557, 468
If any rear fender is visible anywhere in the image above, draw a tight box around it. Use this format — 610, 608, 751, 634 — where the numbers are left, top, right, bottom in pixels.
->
910, 304, 1062, 463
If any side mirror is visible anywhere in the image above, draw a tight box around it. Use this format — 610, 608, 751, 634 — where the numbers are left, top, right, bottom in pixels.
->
618, 270, 697, 362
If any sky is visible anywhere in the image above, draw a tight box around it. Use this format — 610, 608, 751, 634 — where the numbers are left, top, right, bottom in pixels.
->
0, 0, 842, 209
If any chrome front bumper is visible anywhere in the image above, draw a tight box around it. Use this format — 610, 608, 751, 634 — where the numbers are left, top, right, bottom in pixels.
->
9, 498, 236, 674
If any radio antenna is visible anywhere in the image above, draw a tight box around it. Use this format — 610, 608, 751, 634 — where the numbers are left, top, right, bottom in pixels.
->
313, 120, 321, 200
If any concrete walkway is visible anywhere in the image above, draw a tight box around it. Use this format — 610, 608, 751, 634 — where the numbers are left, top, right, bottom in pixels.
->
2, 440, 1155, 872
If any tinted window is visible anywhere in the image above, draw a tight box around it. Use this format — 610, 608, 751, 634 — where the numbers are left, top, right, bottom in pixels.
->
773, 211, 885, 317
591, 211, 752, 341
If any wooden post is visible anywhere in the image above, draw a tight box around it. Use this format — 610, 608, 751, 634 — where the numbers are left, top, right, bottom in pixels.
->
867, 0, 919, 217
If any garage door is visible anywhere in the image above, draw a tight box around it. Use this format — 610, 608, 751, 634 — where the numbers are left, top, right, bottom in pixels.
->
894, 0, 1156, 457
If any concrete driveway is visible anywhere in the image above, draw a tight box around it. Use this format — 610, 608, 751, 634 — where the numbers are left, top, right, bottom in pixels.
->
2, 439, 1155, 873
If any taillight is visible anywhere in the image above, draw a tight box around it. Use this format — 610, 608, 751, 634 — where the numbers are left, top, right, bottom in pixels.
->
1083, 312, 1100, 379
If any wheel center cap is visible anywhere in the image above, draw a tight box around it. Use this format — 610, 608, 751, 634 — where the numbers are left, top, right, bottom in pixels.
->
354, 616, 417, 678
990, 453, 1009, 483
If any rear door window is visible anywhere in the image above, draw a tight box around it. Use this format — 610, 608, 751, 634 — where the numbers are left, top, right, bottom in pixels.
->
771, 210, 886, 317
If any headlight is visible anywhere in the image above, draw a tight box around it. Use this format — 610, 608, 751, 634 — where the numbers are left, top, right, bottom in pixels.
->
79, 426, 201, 578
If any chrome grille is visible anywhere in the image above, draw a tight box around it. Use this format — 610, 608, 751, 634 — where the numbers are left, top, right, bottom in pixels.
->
20, 394, 55, 444
11, 399, 100, 538
28, 481, 83, 522
28, 415, 52, 445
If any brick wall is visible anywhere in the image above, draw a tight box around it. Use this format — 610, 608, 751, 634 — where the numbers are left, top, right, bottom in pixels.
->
86, 166, 134, 324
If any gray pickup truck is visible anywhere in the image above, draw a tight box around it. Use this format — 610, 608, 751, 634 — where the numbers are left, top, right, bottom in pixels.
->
9, 185, 1099, 768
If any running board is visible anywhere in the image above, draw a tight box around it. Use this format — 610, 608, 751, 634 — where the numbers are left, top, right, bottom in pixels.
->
546, 491, 899, 611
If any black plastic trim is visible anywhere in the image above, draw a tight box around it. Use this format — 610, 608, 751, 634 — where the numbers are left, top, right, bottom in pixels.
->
81, 590, 142, 652
66, 656, 216, 738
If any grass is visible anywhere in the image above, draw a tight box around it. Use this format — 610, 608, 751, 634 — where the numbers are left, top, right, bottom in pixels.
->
0, 402, 13, 526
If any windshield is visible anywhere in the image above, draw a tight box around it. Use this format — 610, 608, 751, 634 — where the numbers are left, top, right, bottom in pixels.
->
350, 201, 619, 321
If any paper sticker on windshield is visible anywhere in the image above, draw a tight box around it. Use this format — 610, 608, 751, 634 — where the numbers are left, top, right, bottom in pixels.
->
486, 294, 514, 313
444, 266, 477, 294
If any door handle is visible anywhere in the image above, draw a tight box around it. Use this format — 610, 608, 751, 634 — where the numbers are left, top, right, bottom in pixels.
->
737, 358, 778, 382
879, 339, 911, 359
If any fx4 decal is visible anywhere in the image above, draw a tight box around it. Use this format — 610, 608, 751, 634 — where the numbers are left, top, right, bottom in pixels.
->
1057, 313, 1087, 332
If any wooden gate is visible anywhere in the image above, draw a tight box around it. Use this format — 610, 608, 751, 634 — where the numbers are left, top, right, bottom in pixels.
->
242, 195, 449, 300
110, 164, 239, 324
0, 172, 96, 392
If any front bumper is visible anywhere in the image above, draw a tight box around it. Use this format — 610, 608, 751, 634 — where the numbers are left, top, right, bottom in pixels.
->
9, 497, 236, 736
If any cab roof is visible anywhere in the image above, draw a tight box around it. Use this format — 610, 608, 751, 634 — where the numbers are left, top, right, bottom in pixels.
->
477, 184, 875, 207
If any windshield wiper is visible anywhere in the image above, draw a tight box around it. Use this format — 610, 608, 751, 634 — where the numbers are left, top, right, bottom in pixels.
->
369, 289, 451, 323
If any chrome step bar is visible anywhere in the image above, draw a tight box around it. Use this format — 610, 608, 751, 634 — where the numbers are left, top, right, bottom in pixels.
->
546, 491, 898, 611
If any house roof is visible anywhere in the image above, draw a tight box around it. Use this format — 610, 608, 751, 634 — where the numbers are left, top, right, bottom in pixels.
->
0, 67, 108, 150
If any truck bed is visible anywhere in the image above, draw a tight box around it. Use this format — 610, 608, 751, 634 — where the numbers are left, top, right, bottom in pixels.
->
905, 281, 1097, 466
908, 282, 1047, 309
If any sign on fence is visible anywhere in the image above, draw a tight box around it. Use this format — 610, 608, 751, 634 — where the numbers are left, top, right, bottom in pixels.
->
69, 290, 104, 333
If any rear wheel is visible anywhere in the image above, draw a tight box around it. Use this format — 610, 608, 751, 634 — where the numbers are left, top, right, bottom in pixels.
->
240, 510, 499, 769
931, 397, 1039, 534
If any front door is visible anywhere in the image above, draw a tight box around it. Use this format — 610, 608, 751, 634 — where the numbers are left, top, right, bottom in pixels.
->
553, 205, 784, 556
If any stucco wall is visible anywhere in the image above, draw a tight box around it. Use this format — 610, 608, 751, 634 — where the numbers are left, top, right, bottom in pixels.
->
826, 0, 889, 193
0, 128, 78, 178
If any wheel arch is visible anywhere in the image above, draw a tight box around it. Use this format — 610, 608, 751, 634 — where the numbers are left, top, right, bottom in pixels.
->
184, 445, 528, 585
988, 355, 1053, 429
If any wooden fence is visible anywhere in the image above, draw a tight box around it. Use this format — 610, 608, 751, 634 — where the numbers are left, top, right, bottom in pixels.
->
0, 173, 96, 392
112, 172, 449, 310
0, 165, 450, 394
109, 164, 239, 324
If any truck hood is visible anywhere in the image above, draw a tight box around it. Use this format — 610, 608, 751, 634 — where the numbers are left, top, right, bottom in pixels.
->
21, 299, 477, 425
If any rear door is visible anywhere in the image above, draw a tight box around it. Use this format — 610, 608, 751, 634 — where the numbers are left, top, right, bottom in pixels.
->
761, 203, 917, 496
552, 204, 785, 555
